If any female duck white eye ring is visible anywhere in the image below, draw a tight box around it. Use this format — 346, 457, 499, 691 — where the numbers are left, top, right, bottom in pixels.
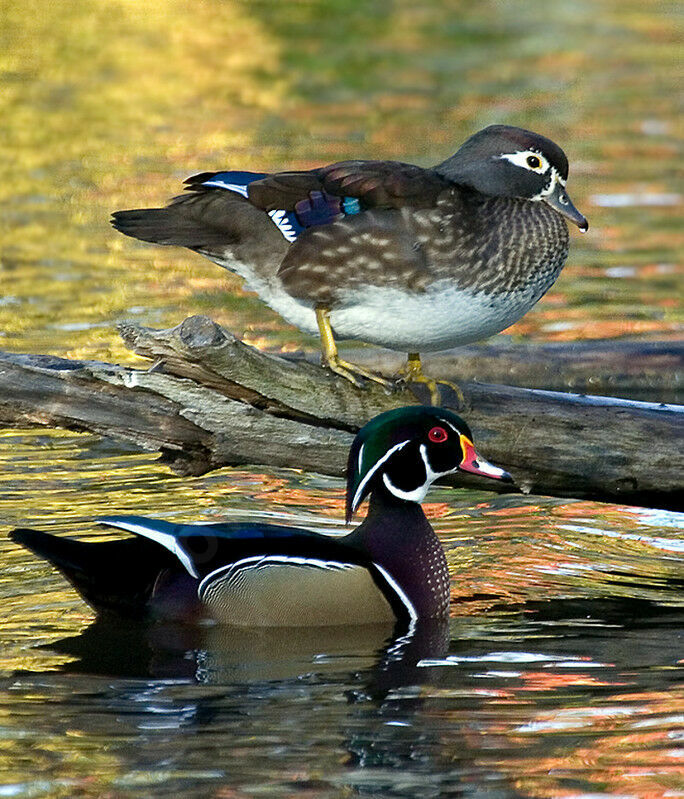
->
499, 150, 550, 173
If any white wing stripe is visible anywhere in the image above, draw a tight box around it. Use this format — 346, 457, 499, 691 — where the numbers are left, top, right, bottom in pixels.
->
198, 179, 298, 242
268, 209, 298, 242
202, 179, 250, 197
101, 520, 199, 578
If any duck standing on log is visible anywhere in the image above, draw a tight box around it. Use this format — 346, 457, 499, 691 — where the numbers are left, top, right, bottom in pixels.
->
11, 407, 511, 627
112, 125, 588, 403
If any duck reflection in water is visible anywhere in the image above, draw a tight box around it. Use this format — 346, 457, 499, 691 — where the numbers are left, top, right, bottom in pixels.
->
40, 613, 450, 691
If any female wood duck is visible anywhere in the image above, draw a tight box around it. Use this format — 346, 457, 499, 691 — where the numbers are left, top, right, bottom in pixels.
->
112, 124, 587, 400
11, 407, 510, 627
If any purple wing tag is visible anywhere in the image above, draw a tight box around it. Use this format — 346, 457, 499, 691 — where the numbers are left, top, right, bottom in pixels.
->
294, 191, 362, 228
294, 191, 344, 227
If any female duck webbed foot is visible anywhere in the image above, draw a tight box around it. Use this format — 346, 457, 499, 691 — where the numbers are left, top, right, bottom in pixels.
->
323, 353, 396, 391
316, 307, 395, 391
397, 353, 465, 407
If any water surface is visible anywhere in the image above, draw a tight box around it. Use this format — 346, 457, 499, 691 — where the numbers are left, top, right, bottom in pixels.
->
1, 1, 682, 797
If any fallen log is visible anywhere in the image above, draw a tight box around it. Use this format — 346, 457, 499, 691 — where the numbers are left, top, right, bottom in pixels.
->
0, 315, 682, 511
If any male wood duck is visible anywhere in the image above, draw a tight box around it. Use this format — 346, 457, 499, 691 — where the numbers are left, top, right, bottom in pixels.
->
11, 407, 510, 627
112, 125, 588, 401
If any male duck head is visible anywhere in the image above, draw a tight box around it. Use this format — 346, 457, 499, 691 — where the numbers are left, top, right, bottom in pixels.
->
436, 124, 588, 231
346, 406, 511, 522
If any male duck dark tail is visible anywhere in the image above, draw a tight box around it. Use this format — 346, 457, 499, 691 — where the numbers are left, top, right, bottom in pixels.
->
10, 407, 512, 627
10, 528, 180, 618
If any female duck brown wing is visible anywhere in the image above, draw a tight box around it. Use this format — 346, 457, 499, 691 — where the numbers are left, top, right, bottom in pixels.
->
247, 160, 449, 213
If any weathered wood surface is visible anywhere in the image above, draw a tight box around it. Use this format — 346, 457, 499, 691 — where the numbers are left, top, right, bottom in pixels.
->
0, 315, 682, 511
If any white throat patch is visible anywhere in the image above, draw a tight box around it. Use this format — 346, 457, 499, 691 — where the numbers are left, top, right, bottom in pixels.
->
528, 167, 567, 202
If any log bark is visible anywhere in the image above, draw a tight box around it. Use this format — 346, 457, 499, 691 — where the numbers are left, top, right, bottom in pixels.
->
0, 315, 682, 511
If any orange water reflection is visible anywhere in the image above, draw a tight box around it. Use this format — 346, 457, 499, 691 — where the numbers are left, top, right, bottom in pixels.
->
504, 689, 684, 798
446, 498, 683, 614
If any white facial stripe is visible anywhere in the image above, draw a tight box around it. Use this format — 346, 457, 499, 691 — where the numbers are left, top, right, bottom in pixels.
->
352, 439, 410, 513
383, 472, 428, 503
499, 149, 550, 173
381, 443, 459, 504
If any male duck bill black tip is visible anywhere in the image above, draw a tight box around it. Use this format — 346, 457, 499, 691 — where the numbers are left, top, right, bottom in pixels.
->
111, 124, 587, 397
11, 407, 511, 627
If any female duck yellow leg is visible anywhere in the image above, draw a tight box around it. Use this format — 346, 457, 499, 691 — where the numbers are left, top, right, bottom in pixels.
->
399, 352, 465, 407
315, 307, 394, 389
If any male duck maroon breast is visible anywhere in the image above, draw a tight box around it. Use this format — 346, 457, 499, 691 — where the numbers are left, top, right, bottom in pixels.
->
11, 407, 511, 626
112, 124, 587, 401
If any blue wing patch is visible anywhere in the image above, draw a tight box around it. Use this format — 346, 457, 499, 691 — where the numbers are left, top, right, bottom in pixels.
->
199, 171, 361, 243
200, 170, 266, 198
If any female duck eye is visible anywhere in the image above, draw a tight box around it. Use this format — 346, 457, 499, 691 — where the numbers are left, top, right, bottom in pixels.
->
526, 155, 542, 169
428, 426, 448, 443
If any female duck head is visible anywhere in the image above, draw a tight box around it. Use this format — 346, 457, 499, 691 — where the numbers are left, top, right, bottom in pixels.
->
345, 406, 511, 521
436, 124, 588, 231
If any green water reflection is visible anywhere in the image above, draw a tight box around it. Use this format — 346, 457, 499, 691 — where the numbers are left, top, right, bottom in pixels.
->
1, 1, 682, 797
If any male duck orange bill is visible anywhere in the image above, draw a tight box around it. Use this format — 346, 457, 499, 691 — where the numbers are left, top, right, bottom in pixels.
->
112, 124, 587, 400
11, 407, 511, 627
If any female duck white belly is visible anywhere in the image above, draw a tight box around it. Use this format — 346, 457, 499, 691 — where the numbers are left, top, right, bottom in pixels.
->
212, 254, 552, 353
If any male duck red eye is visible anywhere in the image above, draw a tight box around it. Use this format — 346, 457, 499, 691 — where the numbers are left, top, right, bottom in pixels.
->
428, 426, 448, 443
